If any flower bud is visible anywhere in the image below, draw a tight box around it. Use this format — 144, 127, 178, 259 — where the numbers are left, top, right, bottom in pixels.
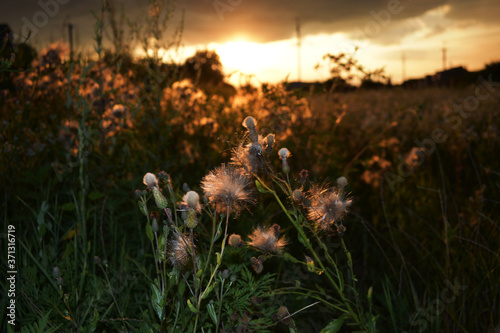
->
229, 234, 244, 247
337, 176, 347, 187
94, 256, 102, 265
152, 217, 160, 232
52, 266, 61, 278
243, 116, 259, 143
143, 172, 158, 189
278, 148, 290, 160
264, 133, 275, 154
153, 187, 168, 209
135, 190, 143, 197
184, 208, 198, 229
56, 276, 64, 286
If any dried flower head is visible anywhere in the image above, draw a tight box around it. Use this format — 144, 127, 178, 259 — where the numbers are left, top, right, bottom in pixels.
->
169, 233, 195, 269
232, 142, 265, 174
247, 225, 287, 255
250, 256, 264, 274
273, 306, 292, 326
201, 164, 254, 215
143, 172, 158, 189
307, 184, 352, 232
229, 234, 244, 247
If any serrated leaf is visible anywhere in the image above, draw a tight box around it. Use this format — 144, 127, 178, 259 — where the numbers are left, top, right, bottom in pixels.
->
151, 284, 163, 320
255, 180, 268, 193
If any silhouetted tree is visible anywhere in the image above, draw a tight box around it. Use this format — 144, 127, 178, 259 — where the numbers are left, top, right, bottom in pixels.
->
182, 50, 224, 86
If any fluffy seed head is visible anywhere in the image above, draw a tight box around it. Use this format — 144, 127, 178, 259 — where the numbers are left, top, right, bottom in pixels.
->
201, 164, 254, 215
232, 142, 265, 174
169, 233, 195, 269
143, 172, 158, 189
247, 225, 287, 255
307, 184, 352, 232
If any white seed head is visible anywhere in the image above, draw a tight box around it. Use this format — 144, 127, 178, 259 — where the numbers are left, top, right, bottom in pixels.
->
337, 176, 348, 187
184, 191, 201, 212
278, 148, 290, 160
243, 116, 257, 130
143, 172, 158, 188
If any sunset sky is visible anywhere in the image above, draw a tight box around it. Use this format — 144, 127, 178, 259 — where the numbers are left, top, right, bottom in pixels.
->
2, 0, 500, 86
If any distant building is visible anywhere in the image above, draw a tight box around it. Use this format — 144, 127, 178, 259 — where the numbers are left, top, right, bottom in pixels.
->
403, 66, 470, 88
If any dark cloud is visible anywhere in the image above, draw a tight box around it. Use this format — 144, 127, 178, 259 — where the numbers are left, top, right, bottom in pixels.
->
0, 0, 499, 50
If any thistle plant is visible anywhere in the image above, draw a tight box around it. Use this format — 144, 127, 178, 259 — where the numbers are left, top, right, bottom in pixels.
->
230, 115, 377, 332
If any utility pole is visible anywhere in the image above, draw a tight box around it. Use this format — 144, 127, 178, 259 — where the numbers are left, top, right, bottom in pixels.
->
296, 16, 302, 82
442, 41, 447, 71
401, 51, 406, 83
68, 22, 74, 60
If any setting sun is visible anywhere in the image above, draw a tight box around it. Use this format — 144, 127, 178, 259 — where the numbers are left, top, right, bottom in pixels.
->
214, 40, 268, 75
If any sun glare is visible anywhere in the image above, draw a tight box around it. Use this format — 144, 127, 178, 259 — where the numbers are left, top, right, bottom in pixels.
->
214, 40, 267, 74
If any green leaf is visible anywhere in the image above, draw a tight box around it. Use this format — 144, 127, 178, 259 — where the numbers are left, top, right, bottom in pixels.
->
187, 299, 200, 314
151, 283, 163, 320
138, 200, 147, 216
87, 309, 99, 333
145, 222, 154, 242
255, 180, 268, 193
59, 202, 76, 211
207, 303, 217, 325
89, 191, 105, 200
320, 314, 345, 333
283, 252, 301, 264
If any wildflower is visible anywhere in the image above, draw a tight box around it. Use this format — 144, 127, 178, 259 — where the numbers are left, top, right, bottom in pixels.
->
242, 116, 259, 144
201, 164, 254, 215
307, 184, 352, 232
169, 233, 195, 269
247, 225, 287, 255
229, 234, 244, 247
